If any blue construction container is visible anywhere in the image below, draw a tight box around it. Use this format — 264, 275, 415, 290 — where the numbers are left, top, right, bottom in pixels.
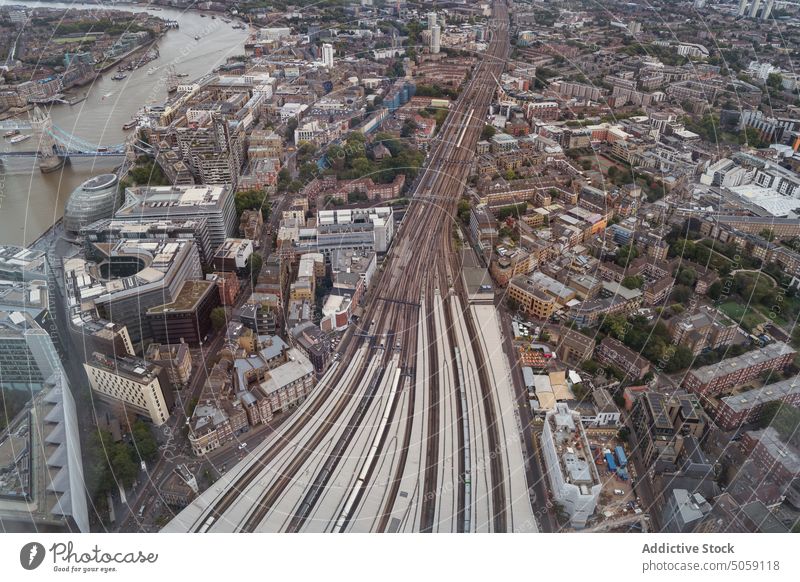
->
605, 452, 617, 472
615, 445, 628, 468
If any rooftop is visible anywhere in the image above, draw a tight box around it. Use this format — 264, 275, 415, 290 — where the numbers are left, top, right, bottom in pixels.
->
116, 185, 231, 217
721, 376, 800, 412
747, 426, 800, 474
547, 403, 600, 488
214, 238, 253, 260
86, 352, 162, 385
258, 348, 314, 395
690, 341, 795, 385
147, 280, 215, 314
0, 246, 47, 279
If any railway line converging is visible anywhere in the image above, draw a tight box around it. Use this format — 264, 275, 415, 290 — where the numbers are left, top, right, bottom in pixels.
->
163, 1, 538, 534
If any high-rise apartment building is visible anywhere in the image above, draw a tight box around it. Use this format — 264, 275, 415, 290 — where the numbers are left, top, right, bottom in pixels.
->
322, 43, 334, 68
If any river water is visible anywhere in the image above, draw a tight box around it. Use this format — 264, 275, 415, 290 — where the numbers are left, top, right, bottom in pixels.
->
0, 1, 249, 245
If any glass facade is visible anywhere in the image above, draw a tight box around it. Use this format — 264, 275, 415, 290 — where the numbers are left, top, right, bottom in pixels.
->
63, 174, 120, 234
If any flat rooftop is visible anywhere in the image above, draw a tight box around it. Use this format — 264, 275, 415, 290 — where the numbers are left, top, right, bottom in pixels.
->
0, 246, 47, 278
147, 280, 215, 314
117, 185, 231, 216
86, 353, 161, 384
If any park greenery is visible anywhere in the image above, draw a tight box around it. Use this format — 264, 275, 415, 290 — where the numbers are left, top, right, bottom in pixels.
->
325, 131, 424, 186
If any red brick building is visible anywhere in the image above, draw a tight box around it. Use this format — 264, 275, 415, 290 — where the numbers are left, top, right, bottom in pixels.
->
682, 342, 795, 397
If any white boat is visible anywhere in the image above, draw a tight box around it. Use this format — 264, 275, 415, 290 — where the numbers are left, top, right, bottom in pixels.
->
4, 129, 20, 138
9, 134, 30, 144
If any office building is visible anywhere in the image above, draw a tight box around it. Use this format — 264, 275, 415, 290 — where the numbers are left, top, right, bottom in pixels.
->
175, 112, 246, 185
0, 373, 88, 532
661, 489, 711, 532
146, 280, 221, 346
81, 217, 213, 269
631, 391, 706, 471
668, 306, 738, 356
741, 427, 800, 506
431, 25, 441, 54
314, 207, 395, 256
737, 0, 749, 16
115, 185, 237, 253
83, 352, 175, 426
240, 292, 281, 336
595, 336, 651, 380
540, 404, 602, 529
64, 239, 202, 344
428, 11, 436, 30
0, 246, 48, 282
762, 0, 774, 19
0, 310, 62, 393
212, 238, 254, 272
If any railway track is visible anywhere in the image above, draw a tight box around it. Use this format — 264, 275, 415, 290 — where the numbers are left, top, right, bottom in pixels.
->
174, 0, 514, 533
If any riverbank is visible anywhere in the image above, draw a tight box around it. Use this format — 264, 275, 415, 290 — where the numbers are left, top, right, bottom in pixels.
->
94, 37, 164, 74
0, 0, 250, 247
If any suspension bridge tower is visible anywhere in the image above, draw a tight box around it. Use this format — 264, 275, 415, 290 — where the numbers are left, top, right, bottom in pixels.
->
29, 106, 65, 173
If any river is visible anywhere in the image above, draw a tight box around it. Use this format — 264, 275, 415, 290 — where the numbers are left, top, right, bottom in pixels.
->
0, 1, 249, 245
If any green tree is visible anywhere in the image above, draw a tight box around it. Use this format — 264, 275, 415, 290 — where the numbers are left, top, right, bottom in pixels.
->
663, 345, 694, 373
110, 447, 138, 488
210, 306, 227, 331
676, 267, 697, 287
457, 199, 471, 224
601, 313, 628, 340
481, 125, 496, 140
670, 285, 693, 304
615, 244, 639, 267
131, 421, 158, 463
791, 326, 800, 349
757, 401, 784, 429
234, 189, 269, 219
401, 119, 419, 138
767, 72, 783, 90
246, 253, 263, 286
744, 127, 768, 148
621, 275, 644, 290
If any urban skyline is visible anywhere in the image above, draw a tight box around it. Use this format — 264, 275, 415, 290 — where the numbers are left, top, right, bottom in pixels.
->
0, 0, 799, 539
